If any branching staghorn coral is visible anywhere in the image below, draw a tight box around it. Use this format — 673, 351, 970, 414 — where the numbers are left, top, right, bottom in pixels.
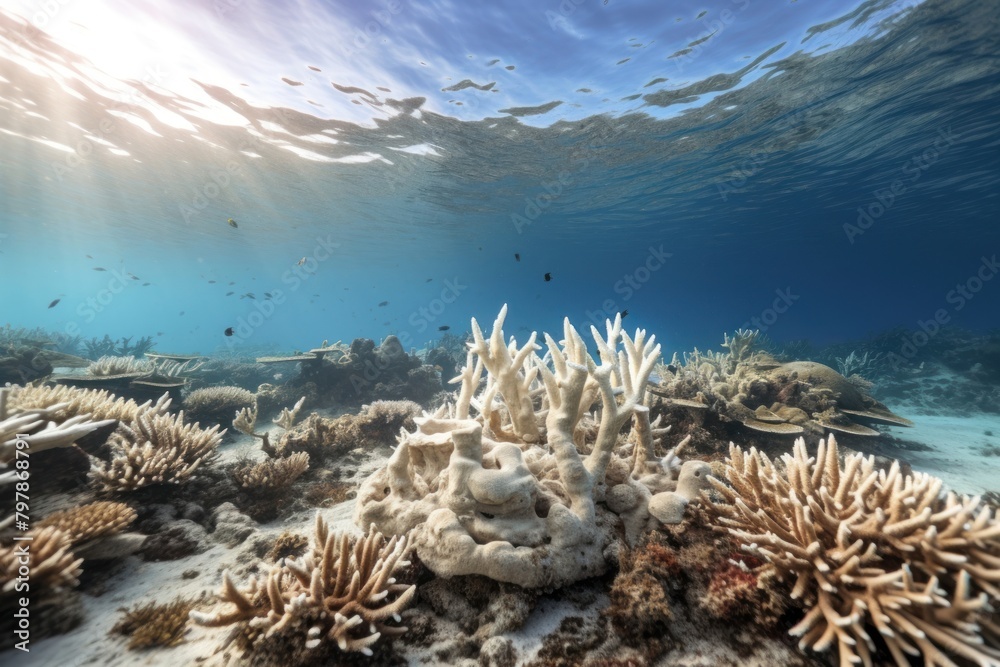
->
355, 305, 711, 589
90, 410, 223, 491
0, 386, 117, 473
273, 397, 305, 430
182, 386, 254, 426
4, 383, 171, 425
191, 515, 415, 657
232, 452, 310, 492
36, 501, 136, 546
705, 434, 1000, 667
1, 527, 82, 599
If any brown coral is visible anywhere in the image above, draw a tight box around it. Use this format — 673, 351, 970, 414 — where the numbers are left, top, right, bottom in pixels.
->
705, 434, 1000, 667
1, 527, 82, 595
112, 597, 193, 649
232, 452, 310, 492
276, 400, 420, 459
36, 501, 136, 546
191, 514, 415, 658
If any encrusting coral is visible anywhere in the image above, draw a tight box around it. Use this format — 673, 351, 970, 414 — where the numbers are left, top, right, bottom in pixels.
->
705, 434, 1000, 667
191, 514, 415, 659
36, 501, 136, 546
355, 305, 711, 589
90, 410, 224, 491
232, 452, 310, 492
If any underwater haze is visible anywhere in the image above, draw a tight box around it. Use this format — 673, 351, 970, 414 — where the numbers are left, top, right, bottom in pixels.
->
0, 0, 997, 357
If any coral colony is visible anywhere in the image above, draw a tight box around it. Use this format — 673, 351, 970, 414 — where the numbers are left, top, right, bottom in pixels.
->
1, 307, 998, 666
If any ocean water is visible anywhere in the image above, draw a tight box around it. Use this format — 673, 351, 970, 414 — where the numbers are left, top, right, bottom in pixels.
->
2, 0, 1000, 665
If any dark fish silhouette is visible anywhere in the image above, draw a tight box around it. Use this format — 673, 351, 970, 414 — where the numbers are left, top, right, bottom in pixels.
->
264, 292, 273, 299
438, 325, 450, 331
93, 267, 106, 271
226, 291, 234, 296
179, 311, 185, 316
224, 327, 234, 336
514, 253, 520, 262
425, 278, 432, 282
227, 218, 238, 228
85, 254, 92, 258
48, 298, 60, 308
229, 281, 235, 285
241, 292, 256, 299
544, 272, 552, 281
620, 309, 629, 319
142, 282, 151, 286
208, 280, 216, 284
378, 301, 388, 307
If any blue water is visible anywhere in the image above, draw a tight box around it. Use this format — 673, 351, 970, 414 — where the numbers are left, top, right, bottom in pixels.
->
1, 0, 998, 358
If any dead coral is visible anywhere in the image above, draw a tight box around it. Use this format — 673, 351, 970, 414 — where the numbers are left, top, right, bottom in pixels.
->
706, 434, 1000, 667
231, 452, 310, 492
183, 386, 255, 427
267, 532, 309, 562
191, 515, 415, 660
276, 400, 421, 460
5, 383, 171, 424
36, 501, 136, 546
112, 597, 193, 649
1, 527, 82, 595
90, 410, 224, 491
88, 355, 155, 377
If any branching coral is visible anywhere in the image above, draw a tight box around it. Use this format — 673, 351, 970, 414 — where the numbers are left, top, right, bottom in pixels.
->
37, 501, 136, 546
90, 410, 223, 491
87, 355, 155, 377
191, 514, 415, 657
1, 527, 82, 596
705, 434, 1000, 667
276, 400, 421, 460
355, 305, 710, 589
0, 386, 117, 472
183, 386, 255, 427
4, 383, 171, 425
112, 597, 193, 649
232, 452, 310, 492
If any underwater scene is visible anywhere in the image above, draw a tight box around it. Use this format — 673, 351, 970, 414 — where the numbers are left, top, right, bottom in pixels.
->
2, 0, 1000, 665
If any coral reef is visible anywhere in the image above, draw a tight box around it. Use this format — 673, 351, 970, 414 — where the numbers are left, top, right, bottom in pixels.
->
355, 306, 711, 589
705, 434, 1000, 667
255, 381, 318, 418
5, 383, 171, 425
183, 385, 255, 427
90, 410, 223, 491
36, 501, 136, 546
191, 515, 415, 661
290, 336, 443, 407
232, 452, 310, 492
112, 597, 193, 649
1, 526, 82, 599
87, 355, 155, 377
276, 400, 421, 460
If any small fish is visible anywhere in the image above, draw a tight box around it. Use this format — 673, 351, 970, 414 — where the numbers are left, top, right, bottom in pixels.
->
85, 254, 92, 259
514, 253, 520, 262
208, 280, 216, 284
48, 298, 61, 308
157, 331, 164, 336
227, 218, 238, 228
544, 272, 552, 282
127, 273, 140, 281
378, 301, 388, 307
179, 311, 185, 316
226, 291, 234, 296
264, 292, 273, 299
241, 292, 256, 300
229, 281, 235, 285
93, 267, 106, 271
224, 327, 234, 336
297, 257, 307, 266
438, 325, 450, 331
142, 282, 151, 286
425, 278, 432, 283
620, 309, 629, 319
383, 321, 390, 325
